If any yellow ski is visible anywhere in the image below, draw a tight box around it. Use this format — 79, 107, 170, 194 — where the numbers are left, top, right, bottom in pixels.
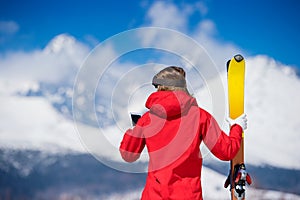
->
225, 54, 251, 200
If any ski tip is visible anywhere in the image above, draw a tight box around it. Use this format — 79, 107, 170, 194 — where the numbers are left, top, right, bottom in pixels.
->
234, 54, 244, 62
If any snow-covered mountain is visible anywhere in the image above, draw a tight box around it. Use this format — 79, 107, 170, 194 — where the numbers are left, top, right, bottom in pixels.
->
0, 148, 299, 200
0, 33, 300, 199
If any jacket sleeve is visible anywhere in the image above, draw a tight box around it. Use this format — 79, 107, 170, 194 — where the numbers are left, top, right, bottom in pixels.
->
119, 118, 146, 163
200, 109, 242, 161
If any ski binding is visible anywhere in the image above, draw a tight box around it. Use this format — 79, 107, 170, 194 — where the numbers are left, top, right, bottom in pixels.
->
224, 163, 252, 200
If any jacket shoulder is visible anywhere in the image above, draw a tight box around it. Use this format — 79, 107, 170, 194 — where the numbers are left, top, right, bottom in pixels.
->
198, 107, 212, 120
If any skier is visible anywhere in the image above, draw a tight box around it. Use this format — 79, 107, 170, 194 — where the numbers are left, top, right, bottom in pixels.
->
119, 66, 247, 200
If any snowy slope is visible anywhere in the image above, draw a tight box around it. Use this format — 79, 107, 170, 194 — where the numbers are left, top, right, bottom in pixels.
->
100, 167, 300, 200
2, 147, 297, 200
201, 167, 300, 200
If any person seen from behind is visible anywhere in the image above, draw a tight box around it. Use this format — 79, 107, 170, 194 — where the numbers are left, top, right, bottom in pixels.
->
119, 66, 247, 200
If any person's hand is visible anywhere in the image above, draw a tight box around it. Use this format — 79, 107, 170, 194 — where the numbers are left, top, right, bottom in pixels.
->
226, 113, 247, 131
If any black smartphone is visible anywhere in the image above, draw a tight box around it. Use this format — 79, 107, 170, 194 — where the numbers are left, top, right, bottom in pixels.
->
130, 113, 141, 126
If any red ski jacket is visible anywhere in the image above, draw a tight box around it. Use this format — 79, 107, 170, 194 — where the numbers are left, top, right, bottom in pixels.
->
120, 91, 242, 200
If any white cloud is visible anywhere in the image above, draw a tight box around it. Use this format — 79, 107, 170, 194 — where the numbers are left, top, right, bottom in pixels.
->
195, 1, 208, 16
83, 34, 100, 47
196, 19, 217, 36
0, 20, 19, 35
142, 1, 243, 72
146, 1, 188, 31
0, 34, 89, 85
244, 55, 300, 168
0, 94, 85, 153
145, 1, 209, 31
192, 19, 244, 69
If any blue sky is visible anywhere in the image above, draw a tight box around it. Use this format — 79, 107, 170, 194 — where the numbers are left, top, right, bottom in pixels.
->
0, 0, 300, 68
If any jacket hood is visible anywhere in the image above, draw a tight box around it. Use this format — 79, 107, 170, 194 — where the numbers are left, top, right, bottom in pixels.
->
145, 91, 198, 119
